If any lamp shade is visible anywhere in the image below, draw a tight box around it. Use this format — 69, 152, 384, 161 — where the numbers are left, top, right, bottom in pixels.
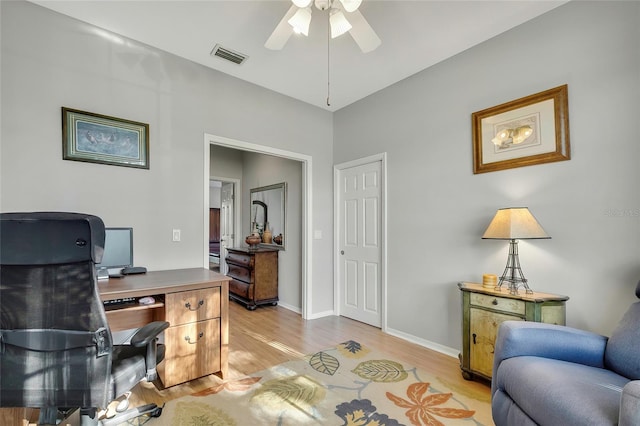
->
292, 0, 313, 7
288, 7, 312, 36
482, 207, 550, 240
330, 9, 352, 38
340, 0, 363, 13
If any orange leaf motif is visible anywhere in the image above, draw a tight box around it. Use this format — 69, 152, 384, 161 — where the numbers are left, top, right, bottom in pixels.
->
386, 382, 476, 426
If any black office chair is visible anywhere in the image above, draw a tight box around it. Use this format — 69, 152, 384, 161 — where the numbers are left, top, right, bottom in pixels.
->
0, 212, 169, 425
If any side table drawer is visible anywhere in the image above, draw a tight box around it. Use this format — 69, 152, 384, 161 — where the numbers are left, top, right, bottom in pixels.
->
161, 318, 221, 387
470, 292, 525, 316
165, 287, 220, 326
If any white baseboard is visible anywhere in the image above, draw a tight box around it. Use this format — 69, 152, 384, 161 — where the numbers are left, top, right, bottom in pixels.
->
305, 309, 335, 320
277, 301, 301, 314
385, 327, 460, 359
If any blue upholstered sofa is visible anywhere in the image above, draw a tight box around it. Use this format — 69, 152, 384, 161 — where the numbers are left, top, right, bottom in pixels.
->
492, 281, 640, 425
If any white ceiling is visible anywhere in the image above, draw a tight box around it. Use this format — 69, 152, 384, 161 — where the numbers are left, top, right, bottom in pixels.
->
29, 0, 568, 112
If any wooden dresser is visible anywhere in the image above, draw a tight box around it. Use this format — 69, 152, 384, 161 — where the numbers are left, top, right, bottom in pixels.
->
226, 247, 279, 310
458, 281, 568, 381
99, 268, 229, 388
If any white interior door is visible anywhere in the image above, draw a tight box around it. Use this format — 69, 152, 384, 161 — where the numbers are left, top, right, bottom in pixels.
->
220, 182, 235, 275
337, 160, 382, 327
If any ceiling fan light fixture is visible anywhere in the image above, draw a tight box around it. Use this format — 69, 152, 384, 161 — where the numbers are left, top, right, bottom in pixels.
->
330, 9, 352, 38
291, 0, 313, 7
339, 0, 362, 13
288, 7, 312, 36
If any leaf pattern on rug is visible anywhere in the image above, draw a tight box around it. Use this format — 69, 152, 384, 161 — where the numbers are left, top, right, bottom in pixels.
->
250, 374, 327, 411
386, 382, 476, 426
170, 401, 236, 425
191, 377, 262, 396
338, 340, 371, 359
335, 399, 405, 426
352, 359, 409, 383
309, 351, 340, 375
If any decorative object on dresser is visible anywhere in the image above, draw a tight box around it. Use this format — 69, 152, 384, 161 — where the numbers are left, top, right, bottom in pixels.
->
226, 247, 279, 310
482, 207, 550, 294
458, 282, 568, 382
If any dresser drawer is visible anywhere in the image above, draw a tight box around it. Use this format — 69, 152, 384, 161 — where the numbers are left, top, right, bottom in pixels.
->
227, 264, 253, 284
470, 292, 525, 315
161, 318, 221, 387
165, 287, 220, 326
226, 251, 253, 268
229, 279, 252, 300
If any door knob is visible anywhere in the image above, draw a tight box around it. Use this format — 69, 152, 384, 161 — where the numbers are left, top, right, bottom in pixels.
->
340, 250, 344, 255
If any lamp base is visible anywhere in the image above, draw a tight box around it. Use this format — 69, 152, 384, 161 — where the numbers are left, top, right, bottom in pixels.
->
496, 239, 534, 295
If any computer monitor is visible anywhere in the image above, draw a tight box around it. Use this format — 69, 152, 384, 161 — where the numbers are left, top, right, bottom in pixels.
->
96, 227, 133, 280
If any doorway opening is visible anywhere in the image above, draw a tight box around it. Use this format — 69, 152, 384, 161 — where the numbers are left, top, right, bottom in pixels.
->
203, 133, 313, 320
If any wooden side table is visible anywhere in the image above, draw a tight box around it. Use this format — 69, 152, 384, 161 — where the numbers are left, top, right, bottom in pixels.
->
458, 281, 568, 381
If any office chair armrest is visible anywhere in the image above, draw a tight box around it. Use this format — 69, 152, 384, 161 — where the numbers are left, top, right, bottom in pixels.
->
130, 321, 169, 348
129, 321, 169, 382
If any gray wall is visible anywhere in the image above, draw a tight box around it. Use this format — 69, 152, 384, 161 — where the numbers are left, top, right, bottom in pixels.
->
241, 152, 303, 311
334, 1, 640, 348
0, 1, 334, 316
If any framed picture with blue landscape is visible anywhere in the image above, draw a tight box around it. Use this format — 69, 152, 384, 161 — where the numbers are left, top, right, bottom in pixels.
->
62, 107, 149, 169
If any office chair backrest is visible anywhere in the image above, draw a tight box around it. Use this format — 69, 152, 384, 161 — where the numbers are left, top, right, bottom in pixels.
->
0, 212, 113, 408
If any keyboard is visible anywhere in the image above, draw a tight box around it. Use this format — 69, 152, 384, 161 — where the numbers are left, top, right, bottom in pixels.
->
103, 297, 136, 308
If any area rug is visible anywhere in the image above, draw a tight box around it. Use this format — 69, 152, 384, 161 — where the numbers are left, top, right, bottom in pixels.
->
148, 340, 491, 426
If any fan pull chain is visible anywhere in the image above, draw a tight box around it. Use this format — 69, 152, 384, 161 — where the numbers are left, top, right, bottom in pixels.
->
326, 8, 331, 107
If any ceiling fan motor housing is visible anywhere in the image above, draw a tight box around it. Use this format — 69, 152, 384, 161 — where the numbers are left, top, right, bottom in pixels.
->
314, 0, 331, 11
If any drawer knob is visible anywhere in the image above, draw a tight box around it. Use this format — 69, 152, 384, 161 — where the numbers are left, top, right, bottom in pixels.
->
185, 300, 204, 311
492, 299, 498, 305
185, 332, 204, 344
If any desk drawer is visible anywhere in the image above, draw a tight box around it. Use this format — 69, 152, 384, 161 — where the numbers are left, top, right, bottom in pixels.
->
165, 287, 220, 326
161, 318, 221, 387
470, 293, 525, 315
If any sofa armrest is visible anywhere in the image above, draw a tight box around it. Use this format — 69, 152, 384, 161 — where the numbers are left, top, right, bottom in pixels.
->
492, 321, 608, 395
620, 381, 640, 426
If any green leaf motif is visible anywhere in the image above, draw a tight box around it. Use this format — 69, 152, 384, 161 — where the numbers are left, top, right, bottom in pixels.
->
352, 359, 408, 383
309, 351, 340, 375
250, 375, 326, 411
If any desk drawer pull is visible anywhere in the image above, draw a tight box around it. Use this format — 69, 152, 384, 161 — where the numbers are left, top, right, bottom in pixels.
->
185, 332, 204, 344
185, 300, 204, 311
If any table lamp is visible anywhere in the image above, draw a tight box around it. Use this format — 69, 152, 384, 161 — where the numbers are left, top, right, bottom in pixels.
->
482, 207, 550, 294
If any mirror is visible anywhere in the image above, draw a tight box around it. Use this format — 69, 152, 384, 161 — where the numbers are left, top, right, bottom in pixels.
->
250, 182, 286, 250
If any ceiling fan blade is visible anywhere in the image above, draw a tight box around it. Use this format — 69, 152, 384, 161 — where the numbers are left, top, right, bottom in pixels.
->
347, 10, 381, 53
265, 5, 297, 50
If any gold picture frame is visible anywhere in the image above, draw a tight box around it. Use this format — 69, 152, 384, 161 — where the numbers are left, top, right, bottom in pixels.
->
472, 85, 570, 174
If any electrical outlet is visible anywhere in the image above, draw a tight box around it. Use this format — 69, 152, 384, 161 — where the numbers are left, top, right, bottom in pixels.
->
172, 229, 181, 242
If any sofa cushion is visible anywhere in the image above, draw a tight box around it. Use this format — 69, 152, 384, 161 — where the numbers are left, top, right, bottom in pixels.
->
495, 356, 629, 425
605, 302, 640, 379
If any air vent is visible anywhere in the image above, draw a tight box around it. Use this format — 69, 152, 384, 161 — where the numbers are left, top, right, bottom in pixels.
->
210, 44, 248, 65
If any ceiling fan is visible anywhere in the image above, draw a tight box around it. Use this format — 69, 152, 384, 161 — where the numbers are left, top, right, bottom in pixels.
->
265, 0, 381, 53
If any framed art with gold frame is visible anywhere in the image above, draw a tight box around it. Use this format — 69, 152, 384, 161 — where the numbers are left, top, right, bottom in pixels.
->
472, 85, 570, 174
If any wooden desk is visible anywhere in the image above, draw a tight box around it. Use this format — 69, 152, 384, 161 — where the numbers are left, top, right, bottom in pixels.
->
98, 268, 229, 388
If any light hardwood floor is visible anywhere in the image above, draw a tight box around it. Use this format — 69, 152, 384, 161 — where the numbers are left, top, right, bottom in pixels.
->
1, 301, 492, 425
